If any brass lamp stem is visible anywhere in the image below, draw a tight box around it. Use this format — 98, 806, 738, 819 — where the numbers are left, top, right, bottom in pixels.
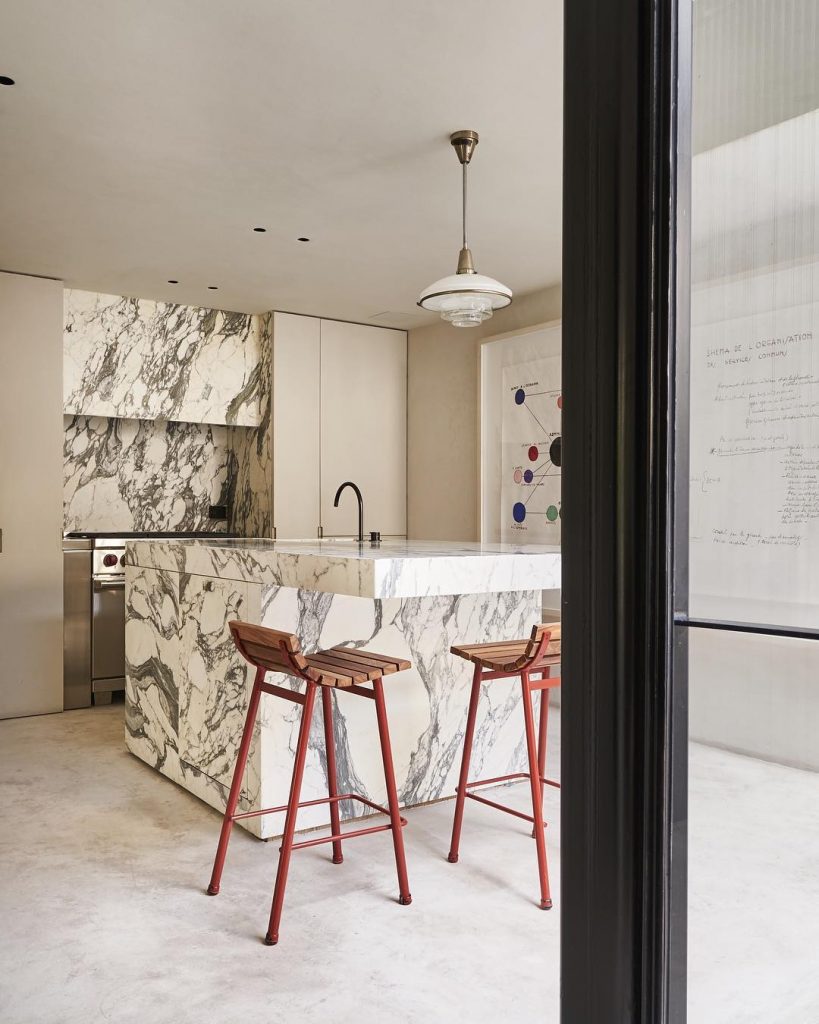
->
450, 129, 480, 276
462, 161, 468, 251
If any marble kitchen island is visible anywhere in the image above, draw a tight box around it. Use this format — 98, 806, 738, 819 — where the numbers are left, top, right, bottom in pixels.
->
124, 538, 561, 838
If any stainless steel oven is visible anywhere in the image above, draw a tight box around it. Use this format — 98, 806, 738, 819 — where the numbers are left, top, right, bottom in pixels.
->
63, 535, 126, 708
90, 541, 126, 702
63, 531, 240, 709
63, 537, 93, 710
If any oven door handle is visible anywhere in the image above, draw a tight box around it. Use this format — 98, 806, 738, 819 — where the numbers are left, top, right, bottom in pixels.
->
92, 578, 126, 591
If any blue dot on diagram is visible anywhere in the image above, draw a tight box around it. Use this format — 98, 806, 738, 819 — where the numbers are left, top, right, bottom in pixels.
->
515, 388, 526, 405
524, 469, 533, 483
513, 502, 526, 523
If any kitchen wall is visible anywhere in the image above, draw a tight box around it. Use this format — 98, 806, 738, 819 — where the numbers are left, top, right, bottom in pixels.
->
407, 285, 562, 541
65, 280, 554, 541
62, 290, 271, 535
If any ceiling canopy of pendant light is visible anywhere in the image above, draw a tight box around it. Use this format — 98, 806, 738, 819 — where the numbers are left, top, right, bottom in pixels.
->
418, 130, 513, 328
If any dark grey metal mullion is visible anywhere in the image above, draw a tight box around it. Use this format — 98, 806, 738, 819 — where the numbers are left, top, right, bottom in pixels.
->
561, 0, 688, 1020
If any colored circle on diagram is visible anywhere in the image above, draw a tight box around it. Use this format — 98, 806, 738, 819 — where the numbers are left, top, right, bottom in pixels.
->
557, 395, 563, 409
513, 468, 523, 484
515, 388, 526, 405
528, 445, 539, 461
523, 469, 534, 483
513, 502, 527, 523
549, 436, 562, 467
547, 505, 559, 522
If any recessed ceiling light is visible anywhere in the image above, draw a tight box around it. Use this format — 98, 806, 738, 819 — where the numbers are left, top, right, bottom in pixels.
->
167, 279, 178, 284
208, 285, 218, 290
297, 237, 310, 242
253, 227, 267, 233
0, 76, 15, 86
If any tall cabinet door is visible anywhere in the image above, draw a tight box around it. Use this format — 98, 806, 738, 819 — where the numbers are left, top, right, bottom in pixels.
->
0, 272, 64, 718
320, 320, 407, 537
271, 312, 321, 539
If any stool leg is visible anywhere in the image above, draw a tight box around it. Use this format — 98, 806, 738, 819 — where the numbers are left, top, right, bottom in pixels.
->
207, 666, 264, 896
448, 662, 482, 864
533, 668, 551, 838
373, 677, 412, 906
321, 686, 344, 865
265, 680, 317, 945
522, 672, 552, 909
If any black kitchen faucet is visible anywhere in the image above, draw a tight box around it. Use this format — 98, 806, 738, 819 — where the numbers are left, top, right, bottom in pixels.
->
333, 481, 364, 543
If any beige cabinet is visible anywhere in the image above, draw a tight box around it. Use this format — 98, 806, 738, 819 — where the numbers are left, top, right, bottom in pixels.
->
271, 313, 321, 539
271, 314, 407, 539
319, 319, 406, 538
0, 273, 64, 718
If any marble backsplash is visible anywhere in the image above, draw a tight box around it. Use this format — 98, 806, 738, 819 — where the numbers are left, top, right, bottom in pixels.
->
64, 290, 264, 427
64, 415, 231, 533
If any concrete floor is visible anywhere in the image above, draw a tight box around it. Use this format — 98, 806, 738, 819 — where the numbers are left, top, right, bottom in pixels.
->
0, 705, 562, 1024
687, 744, 819, 1024
0, 707, 817, 1024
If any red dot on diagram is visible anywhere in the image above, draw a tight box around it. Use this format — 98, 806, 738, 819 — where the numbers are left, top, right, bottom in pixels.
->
557, 395, 563, 409
528, 445, 539, 461
513, 468, 523, 484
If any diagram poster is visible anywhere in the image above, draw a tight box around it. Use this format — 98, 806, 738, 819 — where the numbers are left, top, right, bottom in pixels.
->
501, 355, 562, 543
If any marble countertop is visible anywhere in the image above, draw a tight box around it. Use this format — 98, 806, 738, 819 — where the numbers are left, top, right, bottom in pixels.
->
125, 537, 561, 599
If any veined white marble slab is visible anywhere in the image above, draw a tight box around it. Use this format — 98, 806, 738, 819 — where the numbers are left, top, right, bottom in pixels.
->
125, 537, 561, 599
125, 566, 549, 838
64, 289, 264, 427
64, 415, 231, 533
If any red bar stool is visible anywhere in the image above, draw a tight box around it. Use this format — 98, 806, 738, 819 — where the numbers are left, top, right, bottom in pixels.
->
447, 623, 561, 909
207, 621, 413, 945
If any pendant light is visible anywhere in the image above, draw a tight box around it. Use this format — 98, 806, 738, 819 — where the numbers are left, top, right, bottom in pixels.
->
418, 130, 512, 327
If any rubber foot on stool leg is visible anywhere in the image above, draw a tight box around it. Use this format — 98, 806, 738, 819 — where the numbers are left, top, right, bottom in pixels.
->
540, 898, 553, 910
206, 885, 219, 896
264, 933, 278, 946
332, 854, 344, 864
447, 852, 459, 864
399, 895, 413, 906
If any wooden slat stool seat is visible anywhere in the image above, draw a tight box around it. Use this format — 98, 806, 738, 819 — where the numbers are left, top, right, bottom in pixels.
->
207, 621, 413, 946
448, 623, 561, 909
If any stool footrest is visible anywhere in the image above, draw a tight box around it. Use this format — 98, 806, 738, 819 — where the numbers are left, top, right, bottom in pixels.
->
229, 791, 407, 848
463, 789, 542, 825
291, 817, 406, 852
457, 771, 561, 825
464, 772, 561, 791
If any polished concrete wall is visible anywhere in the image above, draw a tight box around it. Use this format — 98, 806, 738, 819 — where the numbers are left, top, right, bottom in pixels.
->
689, 628, 819, 772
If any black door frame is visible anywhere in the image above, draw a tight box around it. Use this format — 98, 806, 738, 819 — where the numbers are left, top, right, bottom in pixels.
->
561, 0, 692, 1020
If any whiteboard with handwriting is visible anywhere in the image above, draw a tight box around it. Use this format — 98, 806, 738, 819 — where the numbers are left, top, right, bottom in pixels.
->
689, 279, 819, 621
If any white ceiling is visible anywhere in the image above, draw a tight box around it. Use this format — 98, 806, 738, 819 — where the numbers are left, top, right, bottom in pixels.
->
0, 0, 562, 326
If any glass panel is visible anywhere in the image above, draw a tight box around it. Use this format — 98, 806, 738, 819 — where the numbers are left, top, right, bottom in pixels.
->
686, 1, 819, 1019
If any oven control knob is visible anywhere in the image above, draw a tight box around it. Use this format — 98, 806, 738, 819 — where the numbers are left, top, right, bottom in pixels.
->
103, 553, 118, 567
